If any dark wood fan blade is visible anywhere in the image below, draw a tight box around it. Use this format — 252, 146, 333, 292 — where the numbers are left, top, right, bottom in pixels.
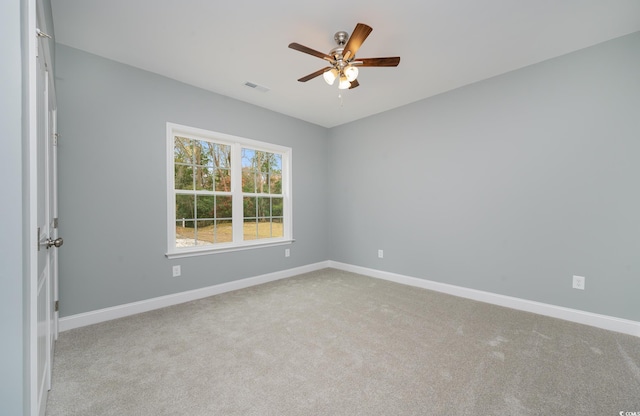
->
288, 43, 333, 61
297, 67, 331, 82
349, 79, 360, 89
343, 23, 373, 60
354, 57, 401, 67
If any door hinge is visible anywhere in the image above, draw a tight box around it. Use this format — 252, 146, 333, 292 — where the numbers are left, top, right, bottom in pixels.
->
54, 301, 59, 312
36, 29, 52, 39
35, 29, 50, 58
53, 133, 59, 146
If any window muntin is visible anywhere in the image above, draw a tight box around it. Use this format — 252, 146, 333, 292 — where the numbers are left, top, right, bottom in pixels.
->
167, 123, 292, 257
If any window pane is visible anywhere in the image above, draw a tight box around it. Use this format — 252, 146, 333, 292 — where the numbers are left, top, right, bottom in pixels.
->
272, 218, 284, 238
272, 197, 283, 216
175, 164, 193, 190
215, 220, 233, 243
193, 140, 206, 166
242, 148, 255, 169
257, 197, 270, 218
176, 194, 194, 220
214, 144, 231, 168
175, 219, 195, 247
175, 236, 195, 247
242, 148, 259, 192
195, 166, 214, 191
195, 220, 214, 246
269, 172, 282, 194
215, 168, 231, 192
243, 197, 256, 218
216, 195, 233, 219
244, 219, 258, 241
258, 151, 270, 172
200, 141, 216, 168
174, 137, 193, 164
257, 173, 268, 194
270, 154, 282, 194
242, 170, 256, 193
196, 195, 215, 219
260, 173, 271, 194
257, 219, 272, 238
272, 154, 282, 171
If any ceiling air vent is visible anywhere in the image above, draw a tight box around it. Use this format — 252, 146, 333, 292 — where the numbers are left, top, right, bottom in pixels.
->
243, 81, 270, 93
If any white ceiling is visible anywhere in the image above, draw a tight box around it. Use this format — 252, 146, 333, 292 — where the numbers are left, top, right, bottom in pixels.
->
51, 0, 640, 128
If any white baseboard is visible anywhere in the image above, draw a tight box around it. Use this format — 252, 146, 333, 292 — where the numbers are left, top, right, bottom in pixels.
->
59, 261, 330, 332
328, 261, 640, 338
60, 260, 639, 338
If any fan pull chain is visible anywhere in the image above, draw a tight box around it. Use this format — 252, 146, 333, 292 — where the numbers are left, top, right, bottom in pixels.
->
338, 93, 344, 108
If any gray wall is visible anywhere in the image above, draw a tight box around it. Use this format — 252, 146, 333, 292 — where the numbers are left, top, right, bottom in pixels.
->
1, 0, 25, 413
56, 45, 329, 316
56, 32, 639, 323
328, 32, 640, 321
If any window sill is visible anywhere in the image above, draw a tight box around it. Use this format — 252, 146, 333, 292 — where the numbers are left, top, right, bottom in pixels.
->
165, 239, 294, 259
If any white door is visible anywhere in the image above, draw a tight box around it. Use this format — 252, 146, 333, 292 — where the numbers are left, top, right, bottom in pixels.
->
33, 6, 59, 416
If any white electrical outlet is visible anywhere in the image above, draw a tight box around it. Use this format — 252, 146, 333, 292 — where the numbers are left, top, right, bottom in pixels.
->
572, 275, 585, 290
173, 265, 181, 277
285, 248, 290, 257
378, 249, 384, 259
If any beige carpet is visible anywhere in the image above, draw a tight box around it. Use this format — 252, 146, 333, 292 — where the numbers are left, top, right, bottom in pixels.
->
46, 268, 640, 415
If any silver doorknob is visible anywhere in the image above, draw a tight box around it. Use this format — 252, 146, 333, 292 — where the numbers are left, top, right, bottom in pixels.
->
44, 237, 64, 249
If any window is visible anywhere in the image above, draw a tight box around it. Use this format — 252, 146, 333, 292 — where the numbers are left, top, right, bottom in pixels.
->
166, 123, 292, 257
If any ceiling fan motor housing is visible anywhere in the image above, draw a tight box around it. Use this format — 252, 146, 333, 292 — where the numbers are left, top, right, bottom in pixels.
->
330, 31, 350, 62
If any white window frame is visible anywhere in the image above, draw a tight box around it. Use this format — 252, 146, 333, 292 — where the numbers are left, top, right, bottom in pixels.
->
165, 122, 293, 258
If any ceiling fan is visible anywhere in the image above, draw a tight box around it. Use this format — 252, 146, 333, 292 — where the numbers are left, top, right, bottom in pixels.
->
289, 23, 400, 90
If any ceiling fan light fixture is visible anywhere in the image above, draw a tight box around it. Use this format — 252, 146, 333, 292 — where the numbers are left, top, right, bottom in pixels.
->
344, 65, 358, 82
338, 75, 351, 90
323, 68, 339, 85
